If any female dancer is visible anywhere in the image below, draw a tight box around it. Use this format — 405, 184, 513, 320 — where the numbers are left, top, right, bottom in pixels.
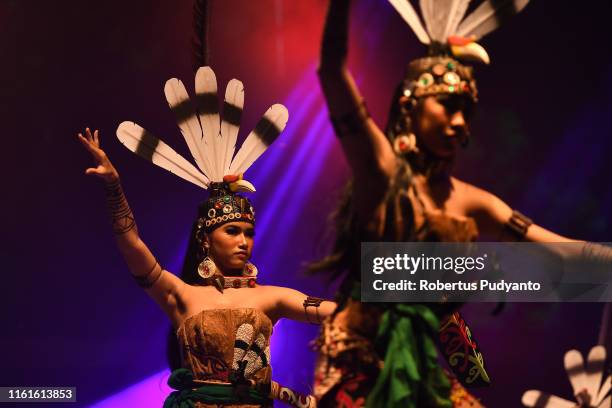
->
78, 67, 335, 407
312, 1, 611, 407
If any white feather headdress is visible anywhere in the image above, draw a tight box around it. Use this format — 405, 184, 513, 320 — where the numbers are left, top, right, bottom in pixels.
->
116, 66, 289, 194
522, 345, 610, 408
388, 0, 531, 64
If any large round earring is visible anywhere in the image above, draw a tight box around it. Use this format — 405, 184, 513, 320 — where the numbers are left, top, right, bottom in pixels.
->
198, 256, 216, 279
242, 262, 258, 277
394, 133, 419, 154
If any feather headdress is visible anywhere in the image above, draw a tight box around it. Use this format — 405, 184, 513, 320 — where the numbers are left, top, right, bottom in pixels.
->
385, 0, 530, 111
522, 345, 610, 408
389, 0, 531, 65
116, 66, 288, 232
116, 66, 288, 193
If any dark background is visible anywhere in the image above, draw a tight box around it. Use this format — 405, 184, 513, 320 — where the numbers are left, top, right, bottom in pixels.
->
1, 0, 610, 406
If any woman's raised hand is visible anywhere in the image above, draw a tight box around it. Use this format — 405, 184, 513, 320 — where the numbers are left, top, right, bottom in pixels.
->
77, 128, 119, 183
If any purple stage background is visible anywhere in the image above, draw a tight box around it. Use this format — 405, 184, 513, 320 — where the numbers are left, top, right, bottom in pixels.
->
1, 0, 610, 406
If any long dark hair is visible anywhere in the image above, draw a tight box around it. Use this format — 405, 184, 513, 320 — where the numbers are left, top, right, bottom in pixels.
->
167, 220, 202, 371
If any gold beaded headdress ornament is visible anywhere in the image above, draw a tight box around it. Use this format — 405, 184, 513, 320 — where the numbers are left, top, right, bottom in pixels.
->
389, 0, 530, 103
115, 66, 289, 237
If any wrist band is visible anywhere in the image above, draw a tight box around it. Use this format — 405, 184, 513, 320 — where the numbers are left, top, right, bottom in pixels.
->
303, 296, 324, 324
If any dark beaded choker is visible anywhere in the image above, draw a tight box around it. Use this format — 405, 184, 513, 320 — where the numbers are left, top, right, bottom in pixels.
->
197, 275, 258, 293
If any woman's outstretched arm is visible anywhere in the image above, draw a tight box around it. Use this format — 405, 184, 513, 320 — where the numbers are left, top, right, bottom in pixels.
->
459, 178, 578, 243
258, 286, 336, 324
78, 128, 186, 320
318, 0, 397, 220
460, 178, 612, 264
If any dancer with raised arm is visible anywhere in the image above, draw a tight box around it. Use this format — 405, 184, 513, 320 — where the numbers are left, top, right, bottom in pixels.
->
78, 66, 335, 408
312, 1, 612, 407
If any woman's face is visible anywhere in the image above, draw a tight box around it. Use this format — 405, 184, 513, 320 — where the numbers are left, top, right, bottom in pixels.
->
205, 222, 255, 274
412, 95, 471, 158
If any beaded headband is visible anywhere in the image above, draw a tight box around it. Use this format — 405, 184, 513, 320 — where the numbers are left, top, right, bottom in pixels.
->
195, 181, 255, 241
403, 54, 477, 103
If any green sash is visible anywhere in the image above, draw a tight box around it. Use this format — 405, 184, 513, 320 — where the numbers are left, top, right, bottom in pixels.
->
163, 368, 271, 408
366, 303, 452, 408
350, 282, 451, 408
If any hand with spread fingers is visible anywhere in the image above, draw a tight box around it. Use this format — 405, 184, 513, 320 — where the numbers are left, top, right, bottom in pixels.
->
77, 128, 119, 183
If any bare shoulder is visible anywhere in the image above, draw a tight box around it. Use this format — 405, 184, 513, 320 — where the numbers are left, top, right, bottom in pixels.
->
450, 177, 502, 213
450, 177, 515, 239
249, 285, 304, 323
450, 177, 487, 198
247, 285, 283, 309
252, 285, 309, 309
254, 285, 303, 299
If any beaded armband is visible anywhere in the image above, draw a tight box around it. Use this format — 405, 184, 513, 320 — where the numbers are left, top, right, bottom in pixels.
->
132, 260, 164, 288
329, 100, 371, 138
504, 210, 532, 241
303, 296, 324, 324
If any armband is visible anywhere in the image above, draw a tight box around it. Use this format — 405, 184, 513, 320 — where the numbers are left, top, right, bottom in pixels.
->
504, 210, 532, 241
303, 296, 325, 324
131, 260, 164, 288
329, 100, 371, 138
